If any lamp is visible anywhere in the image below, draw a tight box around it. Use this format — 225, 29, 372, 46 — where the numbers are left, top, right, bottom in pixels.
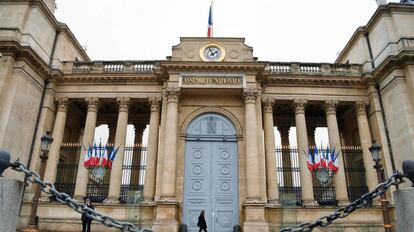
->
40, 131, 53, 153
25, 131, 54, 231
368, 140, 392, 232
369, 141, 381, 162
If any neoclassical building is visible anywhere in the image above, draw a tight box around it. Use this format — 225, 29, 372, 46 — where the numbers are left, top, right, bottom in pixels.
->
0, 1, 413, 231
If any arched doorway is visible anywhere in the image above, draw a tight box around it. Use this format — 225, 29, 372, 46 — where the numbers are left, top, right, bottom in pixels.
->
183, 113, 239, 232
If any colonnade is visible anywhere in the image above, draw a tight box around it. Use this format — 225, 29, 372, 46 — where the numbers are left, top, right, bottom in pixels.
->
42, 89, 377, 205
43, 96, 162, 202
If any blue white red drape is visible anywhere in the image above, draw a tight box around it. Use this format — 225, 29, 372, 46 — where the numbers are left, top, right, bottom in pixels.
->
83, 143, 119, 170
306, 146, 339, 173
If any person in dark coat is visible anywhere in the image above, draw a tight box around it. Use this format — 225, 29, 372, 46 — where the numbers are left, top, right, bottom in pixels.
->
81, 197, 94, 232
197, 210, 207, 232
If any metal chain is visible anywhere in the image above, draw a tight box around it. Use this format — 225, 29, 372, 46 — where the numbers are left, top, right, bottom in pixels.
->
8, 160, 406, 232
12, 161, 150, 232
280, 171, 405, 232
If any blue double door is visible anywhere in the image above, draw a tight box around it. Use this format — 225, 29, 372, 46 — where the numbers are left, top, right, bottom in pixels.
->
184, 140, 238, 232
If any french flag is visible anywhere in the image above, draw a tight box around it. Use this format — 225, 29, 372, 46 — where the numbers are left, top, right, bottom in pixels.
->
307, 147, 315, 172
207, 2, 213, 37
83, 145, 92, 168
101, 145, 109, 167
328, 148, 339, 174
107, 145, 120, 170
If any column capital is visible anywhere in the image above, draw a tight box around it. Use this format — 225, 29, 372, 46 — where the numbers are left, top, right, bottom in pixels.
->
55, 97, 69, 112
293, 99, 307, 114
149, 96, 162, 112
134, 124, 146, 133
117, 97, 131, 112
164, 87, 181, 103
324, 100, 338, 115
243, 88, 258, 104
262, 98, 275, 113
85, 97, 99, 112
355, 100, 369, 116
277, 125, 290, 135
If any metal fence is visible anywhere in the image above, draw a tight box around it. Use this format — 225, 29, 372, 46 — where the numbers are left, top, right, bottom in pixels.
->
54, 143, 81, 197
342, 146, 368, 202
54, 143, 147, 204
276, 146, 302, 205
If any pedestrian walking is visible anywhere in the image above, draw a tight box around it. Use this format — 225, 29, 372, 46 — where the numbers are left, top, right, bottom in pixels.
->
81, 197, 94, 232
197, 210, 208, 232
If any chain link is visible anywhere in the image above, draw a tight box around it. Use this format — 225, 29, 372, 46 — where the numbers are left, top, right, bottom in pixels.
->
8, 160, 406, 232
280, 171, 405, 232
12, 161, 150, 232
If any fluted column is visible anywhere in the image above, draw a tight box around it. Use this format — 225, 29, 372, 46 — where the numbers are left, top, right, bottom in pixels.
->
262, 98, 278, 203
130, 124, 146, 186
160, 88, 180, 200
355, 100, 377, 192
277, 125, 292, 187
107, 122, 116, 144
307, 125, 317, 146
73, 97, 99, 200
43, 97, 69, 185
324, 100, 348, 203
293, 99, 314, 204
144, 97, 161, 201
106, 97, 131, 203
243, 88, 261, 201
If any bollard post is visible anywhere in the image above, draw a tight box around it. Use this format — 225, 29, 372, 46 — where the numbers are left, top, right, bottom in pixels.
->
393, 160, 414, 232
0, 177, 24, 232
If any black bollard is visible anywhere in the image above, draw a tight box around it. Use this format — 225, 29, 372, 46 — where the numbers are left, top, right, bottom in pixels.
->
0, 150, 11, 176
403, 160, 414, 187
179, 224, 188, 232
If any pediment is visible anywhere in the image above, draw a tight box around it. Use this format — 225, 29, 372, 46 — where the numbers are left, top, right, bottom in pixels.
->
171, 37, 254, 62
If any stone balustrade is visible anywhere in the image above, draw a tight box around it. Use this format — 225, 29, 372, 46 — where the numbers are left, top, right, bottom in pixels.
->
268, 62, 363, 75
63, 60, 364, 76
68, 61, 158, 74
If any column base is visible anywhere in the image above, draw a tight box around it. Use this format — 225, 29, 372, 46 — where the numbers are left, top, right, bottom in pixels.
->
21, 225, 39, 232
152, 200, 179, 232
243, 202, 269, 232
104, 196, 120, 204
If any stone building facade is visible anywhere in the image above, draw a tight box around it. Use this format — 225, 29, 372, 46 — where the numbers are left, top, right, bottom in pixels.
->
0, 1, 413, 231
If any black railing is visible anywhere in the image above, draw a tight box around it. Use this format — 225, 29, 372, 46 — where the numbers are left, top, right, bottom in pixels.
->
275, 146, 302, 205
54, 143, 147, 203
54, 143, 81, 196
120, 145, 147, 204
309, 147, 337, 206
342, 146, 368, 202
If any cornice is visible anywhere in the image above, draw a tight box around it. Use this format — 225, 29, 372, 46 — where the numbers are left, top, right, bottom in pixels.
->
373, 50, 414, 82
57, 73, 160, 84
264, 75, 366, 88
0, 41, 50, 77
336, 3, 414, 63
160, 61, 266, 73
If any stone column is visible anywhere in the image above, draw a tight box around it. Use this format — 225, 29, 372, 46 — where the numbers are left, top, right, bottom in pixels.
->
262, 98, 278, 203
293, 99, 314, 204
307, 125, 317, 146
73, 97, 99, 200
324, 100, 348, 204
355, 100, 377, 192
160, 88, 180, 200
107, 122, 116, 144
243, 88, 261, 201
43, 97, 69, 185
106, 97, 131, 203
144, 97, 161, 201
130, 124, 146, 186
277, 125, 293, 187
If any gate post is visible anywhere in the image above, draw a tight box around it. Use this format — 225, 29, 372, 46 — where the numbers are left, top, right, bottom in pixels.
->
0, 177, 24, 232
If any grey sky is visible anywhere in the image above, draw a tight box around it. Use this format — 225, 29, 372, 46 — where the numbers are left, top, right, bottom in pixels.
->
55, 0, 399, 63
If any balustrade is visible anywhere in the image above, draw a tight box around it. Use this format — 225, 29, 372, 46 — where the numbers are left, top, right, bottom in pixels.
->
268, 62, 362, 75
72, 61, 157, 74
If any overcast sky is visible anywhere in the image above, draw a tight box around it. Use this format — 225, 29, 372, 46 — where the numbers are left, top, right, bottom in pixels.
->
55, 0, 400, 63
